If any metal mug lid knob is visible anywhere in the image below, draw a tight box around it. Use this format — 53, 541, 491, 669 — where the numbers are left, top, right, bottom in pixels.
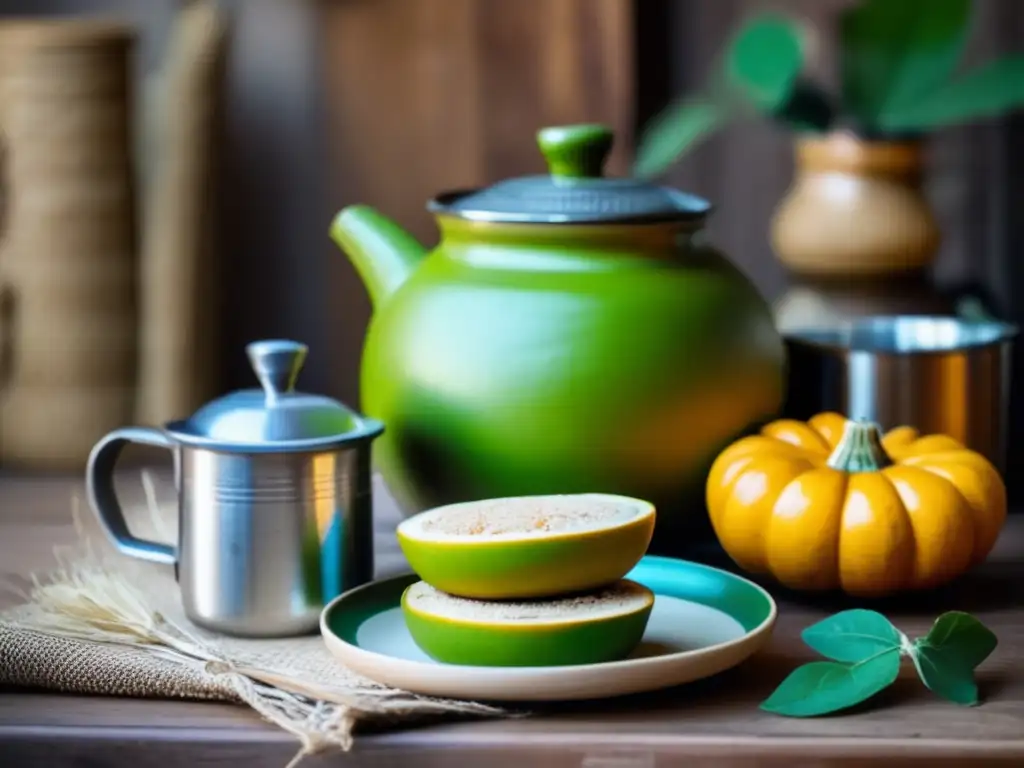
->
246, 339, 308, 405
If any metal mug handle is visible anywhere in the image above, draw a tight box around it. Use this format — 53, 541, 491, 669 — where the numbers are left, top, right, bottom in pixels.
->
86, 427, 178, 565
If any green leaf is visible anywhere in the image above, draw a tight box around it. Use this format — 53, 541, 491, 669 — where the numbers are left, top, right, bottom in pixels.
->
632, 13, 805, 178
760, 650, 901, 717
910, 611, 998, 706
773, 80, 835, 133
840, 0, 972, 125
924, 611, 998, 670
911, 645, 979, 705
801, 609, 903, 663
725, 14, 806, 113
877, 57, 1024, 132
632, 98, 725, 179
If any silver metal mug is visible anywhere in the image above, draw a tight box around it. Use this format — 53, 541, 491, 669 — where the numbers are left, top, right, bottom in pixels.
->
782, 316, 1018, 471
86, 340, 384, 638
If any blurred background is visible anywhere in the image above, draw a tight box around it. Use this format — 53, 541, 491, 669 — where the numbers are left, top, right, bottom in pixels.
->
0, 0, 1022, 490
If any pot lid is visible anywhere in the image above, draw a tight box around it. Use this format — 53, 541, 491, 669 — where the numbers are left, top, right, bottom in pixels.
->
165, 340, 383, 451
428, 124, 711, 224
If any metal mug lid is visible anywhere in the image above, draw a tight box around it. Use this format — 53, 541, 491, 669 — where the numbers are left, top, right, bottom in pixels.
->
166, 340, 383, 451
427, 124, 711, 225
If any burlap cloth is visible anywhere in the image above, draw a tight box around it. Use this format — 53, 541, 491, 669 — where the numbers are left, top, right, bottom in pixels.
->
0, 472, 512, 766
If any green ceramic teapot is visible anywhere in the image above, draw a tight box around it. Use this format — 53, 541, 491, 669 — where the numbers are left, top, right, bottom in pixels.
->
331, 124, 785, 553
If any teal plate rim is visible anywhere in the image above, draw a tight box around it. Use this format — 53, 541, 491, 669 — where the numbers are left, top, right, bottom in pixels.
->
321, 554, 778, 674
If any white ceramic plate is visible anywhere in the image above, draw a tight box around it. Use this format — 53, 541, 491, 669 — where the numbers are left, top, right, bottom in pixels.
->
320, 556, 777, 702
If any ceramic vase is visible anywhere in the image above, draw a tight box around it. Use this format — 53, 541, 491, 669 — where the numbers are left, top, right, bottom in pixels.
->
770, 131, 952, 332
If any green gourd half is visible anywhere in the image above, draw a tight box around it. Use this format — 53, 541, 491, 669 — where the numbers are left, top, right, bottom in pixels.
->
401, 579, 654, 667
396, 494, 656, 599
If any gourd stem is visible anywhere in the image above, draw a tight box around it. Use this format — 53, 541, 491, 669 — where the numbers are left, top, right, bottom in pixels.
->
826, 419, 893, 472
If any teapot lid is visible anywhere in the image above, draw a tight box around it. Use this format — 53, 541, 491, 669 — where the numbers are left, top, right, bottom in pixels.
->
165, 340, 383, 452
428, 124, 711, 225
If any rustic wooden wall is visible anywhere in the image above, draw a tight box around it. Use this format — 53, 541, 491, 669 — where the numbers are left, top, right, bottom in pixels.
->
0, 0, 636, 408
2, 0, 1024, 485
320, 0, 634, 405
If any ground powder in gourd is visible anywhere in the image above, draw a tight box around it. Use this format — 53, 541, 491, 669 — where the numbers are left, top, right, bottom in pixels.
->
417, 496, 639, 537
405, 580, 652, 623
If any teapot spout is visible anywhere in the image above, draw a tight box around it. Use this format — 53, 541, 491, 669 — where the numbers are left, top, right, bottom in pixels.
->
330, 205, 427, 309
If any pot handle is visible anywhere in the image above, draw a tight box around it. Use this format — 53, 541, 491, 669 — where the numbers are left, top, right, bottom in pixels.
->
86, 427, 178, 565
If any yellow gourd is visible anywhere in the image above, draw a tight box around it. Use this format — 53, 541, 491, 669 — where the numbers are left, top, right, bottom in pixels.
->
706, 412, 1006, 597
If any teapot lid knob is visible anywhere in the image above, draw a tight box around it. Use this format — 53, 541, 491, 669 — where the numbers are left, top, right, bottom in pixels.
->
246, 339, 307, 404
537, 124, 613, 180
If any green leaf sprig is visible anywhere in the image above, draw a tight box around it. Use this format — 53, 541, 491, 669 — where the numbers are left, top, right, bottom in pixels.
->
636, 0, 1024, 177
761, 610, 997, 717
633, 13, 808, 178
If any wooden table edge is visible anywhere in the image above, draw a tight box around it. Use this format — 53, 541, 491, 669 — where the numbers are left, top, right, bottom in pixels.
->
4, 474, 1024, 764
3, 723, 1024, 759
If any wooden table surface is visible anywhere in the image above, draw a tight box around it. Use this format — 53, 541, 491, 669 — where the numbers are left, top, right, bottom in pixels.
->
2, 471, 1024, 767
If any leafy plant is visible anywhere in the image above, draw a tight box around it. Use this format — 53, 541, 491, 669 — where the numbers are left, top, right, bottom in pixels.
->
761, 609, 998, 717
634, 13, 808, 178
635, 0, 1024, 177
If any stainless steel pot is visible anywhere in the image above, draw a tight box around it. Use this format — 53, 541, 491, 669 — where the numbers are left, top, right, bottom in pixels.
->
782, 316, 1017, 471
86, 340, 384, 638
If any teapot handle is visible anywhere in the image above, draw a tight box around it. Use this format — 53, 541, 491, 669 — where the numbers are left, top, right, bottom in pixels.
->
86, 427, 178, 565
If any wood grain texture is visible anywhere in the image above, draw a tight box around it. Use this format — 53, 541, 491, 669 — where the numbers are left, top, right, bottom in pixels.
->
215, 0, 337, 397
321, 0, 633, 407
1, 472, 1024, 765
135, 0, 227, 427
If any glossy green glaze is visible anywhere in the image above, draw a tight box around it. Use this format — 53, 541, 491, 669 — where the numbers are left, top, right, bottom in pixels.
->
330, 125, 786, 554
536, 124, 613, 179
400, 580, 654, 667
396, 495, 655, 599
